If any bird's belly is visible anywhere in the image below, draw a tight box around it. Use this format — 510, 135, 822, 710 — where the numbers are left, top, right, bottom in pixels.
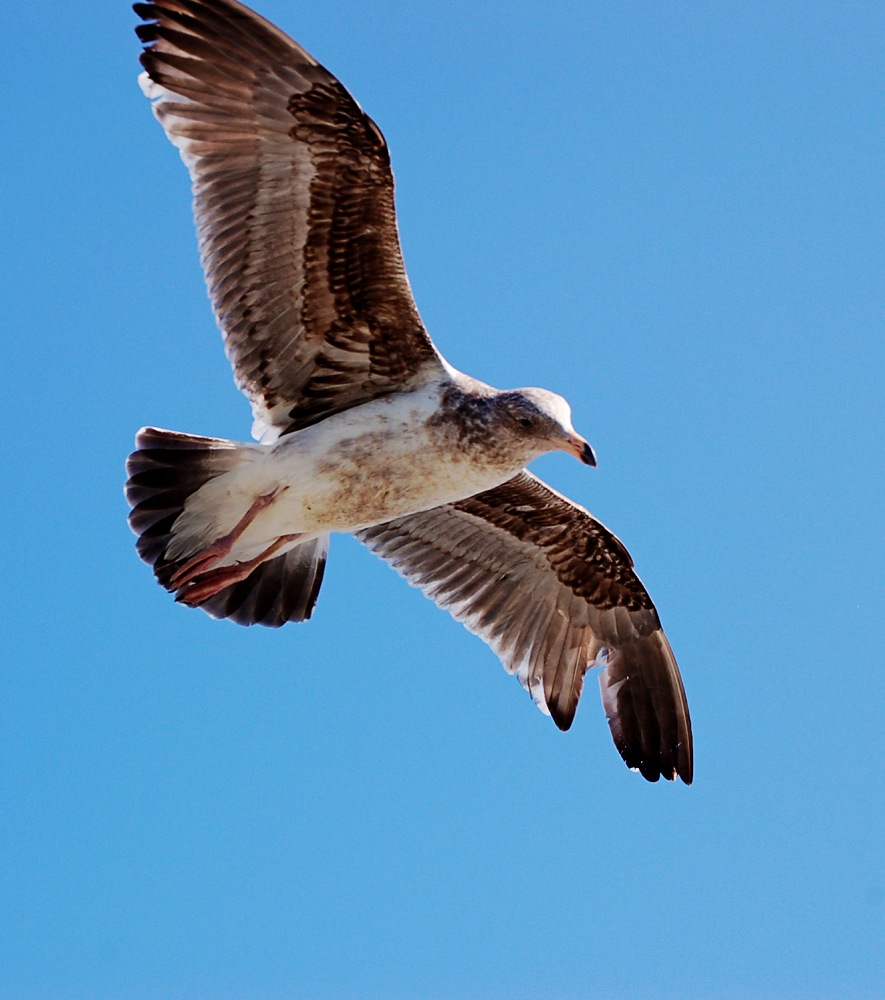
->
206, 397, 519, 562
277, 429, 509, 533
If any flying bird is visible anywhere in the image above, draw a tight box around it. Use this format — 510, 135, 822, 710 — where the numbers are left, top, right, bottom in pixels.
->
126, 0, 692, 783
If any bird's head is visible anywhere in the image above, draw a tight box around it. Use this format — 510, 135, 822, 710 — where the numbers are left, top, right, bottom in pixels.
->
499, 388, 597, 467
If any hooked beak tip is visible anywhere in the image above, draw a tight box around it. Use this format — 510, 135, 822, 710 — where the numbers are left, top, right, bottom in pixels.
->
580, 441, 598, 467
565, 433, 597, 467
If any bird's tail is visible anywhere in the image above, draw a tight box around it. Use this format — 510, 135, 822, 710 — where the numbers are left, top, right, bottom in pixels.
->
125, 426, 327, 627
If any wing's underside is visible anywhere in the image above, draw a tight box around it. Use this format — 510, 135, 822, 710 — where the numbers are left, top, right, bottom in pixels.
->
358, 471, 693, 783
135, 0, 444, 440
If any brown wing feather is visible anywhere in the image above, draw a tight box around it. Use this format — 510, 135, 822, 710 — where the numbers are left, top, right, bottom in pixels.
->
134, 0, 443, 440
357, 471, 692, 784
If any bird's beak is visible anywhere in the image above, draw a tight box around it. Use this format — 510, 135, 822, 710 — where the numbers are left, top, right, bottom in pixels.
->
564, 432, 597, 467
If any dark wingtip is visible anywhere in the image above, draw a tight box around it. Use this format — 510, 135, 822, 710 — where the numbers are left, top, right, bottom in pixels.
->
550, 708, 575, 732
677, 747, 694, 785
598, 631, 693, 786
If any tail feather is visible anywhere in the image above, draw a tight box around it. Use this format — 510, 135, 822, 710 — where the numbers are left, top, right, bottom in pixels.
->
195, 536, 328, 627
125, 426, 327, 626
125, 426, 246, 570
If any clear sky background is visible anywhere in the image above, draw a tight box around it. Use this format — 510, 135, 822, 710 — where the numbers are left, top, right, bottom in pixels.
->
3, 2, 883, 997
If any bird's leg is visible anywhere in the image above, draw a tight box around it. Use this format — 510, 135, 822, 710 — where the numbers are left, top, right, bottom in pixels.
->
176, 533, 302, 606
169, 485, 289, 590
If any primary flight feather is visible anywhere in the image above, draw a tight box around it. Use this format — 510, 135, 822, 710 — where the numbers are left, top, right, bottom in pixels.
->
126, 0, 693, 783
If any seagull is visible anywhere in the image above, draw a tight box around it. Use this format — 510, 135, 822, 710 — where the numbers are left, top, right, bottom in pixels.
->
126, 0, 693, 783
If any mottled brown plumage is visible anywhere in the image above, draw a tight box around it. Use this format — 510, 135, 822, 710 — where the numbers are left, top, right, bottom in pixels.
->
358, 472, 692, 782
129, 0, 693, 783
135, 0, 441, 440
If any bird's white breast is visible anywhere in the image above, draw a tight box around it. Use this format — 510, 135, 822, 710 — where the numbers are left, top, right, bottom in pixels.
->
266, 386, 508, 530
184, 384, 520, 561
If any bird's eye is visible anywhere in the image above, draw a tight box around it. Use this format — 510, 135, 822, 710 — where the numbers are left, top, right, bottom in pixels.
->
518, 416, 533, 430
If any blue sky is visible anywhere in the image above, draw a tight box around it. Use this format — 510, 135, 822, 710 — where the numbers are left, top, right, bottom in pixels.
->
3, 1, 883, 997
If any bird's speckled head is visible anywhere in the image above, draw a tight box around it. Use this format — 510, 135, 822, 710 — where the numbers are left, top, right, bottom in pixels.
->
432, 380, 596, 469
496, 388, 597, 467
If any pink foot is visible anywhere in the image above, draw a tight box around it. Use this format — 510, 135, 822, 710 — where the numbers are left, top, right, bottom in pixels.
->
176, 533, 301, 606
169, 485, 289, 590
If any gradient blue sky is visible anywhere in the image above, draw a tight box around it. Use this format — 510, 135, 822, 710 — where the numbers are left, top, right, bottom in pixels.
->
3, 2, 883, 998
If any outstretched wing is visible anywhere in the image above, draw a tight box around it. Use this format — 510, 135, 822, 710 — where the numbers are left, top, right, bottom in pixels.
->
357, 471, 692, 783
135, 0, 445, 440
